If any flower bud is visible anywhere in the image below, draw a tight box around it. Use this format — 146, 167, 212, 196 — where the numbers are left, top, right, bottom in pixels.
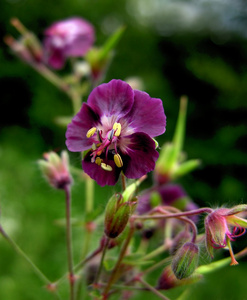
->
171, 242, 199, 279
104, 194, 133, 239
157, 265, 202, 290
38, 151, 72, 189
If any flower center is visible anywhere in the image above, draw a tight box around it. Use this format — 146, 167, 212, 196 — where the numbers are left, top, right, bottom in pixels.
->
86, 122, 123, 171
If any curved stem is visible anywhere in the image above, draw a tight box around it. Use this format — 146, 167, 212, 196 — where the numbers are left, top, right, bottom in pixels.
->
177, 216, 198, 243
133, 207, 213, 221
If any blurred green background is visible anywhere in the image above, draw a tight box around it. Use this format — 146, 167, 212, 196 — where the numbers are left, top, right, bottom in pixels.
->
0, 0, 247, 299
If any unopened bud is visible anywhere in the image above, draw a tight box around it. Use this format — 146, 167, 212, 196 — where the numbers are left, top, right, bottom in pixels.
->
104, 194, 132, 239
157, 265, 202, 290
171, 242, 199, 279
38, 151, 72, 189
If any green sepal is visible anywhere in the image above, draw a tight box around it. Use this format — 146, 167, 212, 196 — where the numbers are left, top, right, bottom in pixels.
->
172, 159, 201, 178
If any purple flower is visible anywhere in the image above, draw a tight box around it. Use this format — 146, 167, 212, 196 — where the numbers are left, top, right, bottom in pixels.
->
205, 206, 247, 261
137, 184, 198, 218
66, 79, 166, 186
43, 17, 94, 69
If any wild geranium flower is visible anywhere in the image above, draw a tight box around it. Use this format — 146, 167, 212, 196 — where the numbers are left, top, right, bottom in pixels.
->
43, 17, 95, 69
137, 184, 199, 222
66, 79, 166, 186
205, 205, 247, 263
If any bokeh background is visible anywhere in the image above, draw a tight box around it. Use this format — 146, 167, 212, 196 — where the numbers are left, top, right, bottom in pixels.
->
0, 0, 247, 299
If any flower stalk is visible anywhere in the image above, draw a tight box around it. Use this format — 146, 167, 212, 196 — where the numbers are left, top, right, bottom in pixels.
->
102, 222, 135, 298
0, 226, 50, 286
64, 185, 75, 300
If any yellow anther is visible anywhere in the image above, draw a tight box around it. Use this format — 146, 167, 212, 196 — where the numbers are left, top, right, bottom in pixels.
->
101, 163, 113, 172
95, 157, 102, 166
114, 153, 123, 168
113, 122, 121, 137
92, 143, 96, 150
86, 127, 96, 138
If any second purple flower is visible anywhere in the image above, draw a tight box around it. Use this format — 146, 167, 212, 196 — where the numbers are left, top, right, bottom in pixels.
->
66, 79, 166, 186
43, 17, 95, 69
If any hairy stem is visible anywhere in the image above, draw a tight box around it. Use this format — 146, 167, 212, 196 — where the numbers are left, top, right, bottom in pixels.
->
134, 207, 213, 221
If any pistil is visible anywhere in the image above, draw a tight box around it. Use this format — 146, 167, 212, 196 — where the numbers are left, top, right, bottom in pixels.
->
86, 122, 123, 171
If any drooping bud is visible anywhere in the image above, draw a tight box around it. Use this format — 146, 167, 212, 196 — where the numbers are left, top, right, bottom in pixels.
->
157, 265, 202, 290
171, 242, 199, 280
38, 151, 72, 190
205, 210, 229, 252
104, 194, 132, 239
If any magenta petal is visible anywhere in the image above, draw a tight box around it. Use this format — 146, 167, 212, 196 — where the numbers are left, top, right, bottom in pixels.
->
82, 152, 121, 187
122, 132, 159, 178
87, 80, 134, 118
66, 103, 100, 152
123, 90, 166, 137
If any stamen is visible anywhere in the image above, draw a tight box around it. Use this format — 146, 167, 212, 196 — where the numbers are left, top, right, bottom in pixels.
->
92, 143, 96, 150
113, 122, 121, 137
114, 153, 123, 168
95, 157, 102, 166
86, 127, 97, 138
101, 163, 113, 172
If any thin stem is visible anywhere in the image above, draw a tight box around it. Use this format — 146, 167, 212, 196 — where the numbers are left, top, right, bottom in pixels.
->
75, 176, 95, 299
155, 206, 198, 243
133, 207, 213, 221
141, 244, 169, 261
138, 278, 170, 300
64, 185, 75, 300
70, 89, 82, 115
94, 237, 110, 285
102, 223, 135, 298
177, 216, 198, 243
85, 176, 94, 214
0, 226, 50, 285
55, 247, 102, 286
141, 257, 171, 277
35, 64, 71, 94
